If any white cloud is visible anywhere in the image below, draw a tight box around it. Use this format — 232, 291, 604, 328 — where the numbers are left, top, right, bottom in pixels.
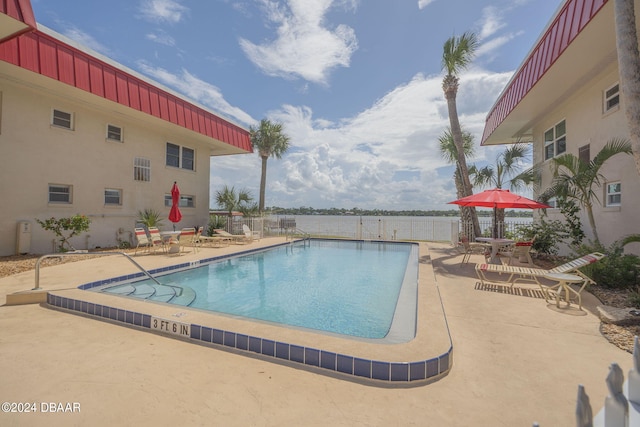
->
238, 0, 358, 85
211, 69, 516, 210
136, 62, 256, 126
145, 31, 176, 47
478, 6, 506, 40
60, 25, 111, 56
417, 0, 436, 10
138, 0, 188, 24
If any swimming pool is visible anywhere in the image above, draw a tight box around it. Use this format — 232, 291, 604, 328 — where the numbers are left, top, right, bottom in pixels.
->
95, 239, 418, 341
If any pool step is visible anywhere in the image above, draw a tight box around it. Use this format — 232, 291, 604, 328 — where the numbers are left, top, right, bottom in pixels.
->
100, 282, 195, 307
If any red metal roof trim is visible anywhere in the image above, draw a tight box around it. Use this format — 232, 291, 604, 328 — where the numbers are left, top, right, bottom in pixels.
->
481, 0, 608, 144
0, 30, 252, 152
0, 0, 36, 42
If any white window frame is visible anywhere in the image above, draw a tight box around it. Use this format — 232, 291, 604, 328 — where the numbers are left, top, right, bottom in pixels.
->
48, 184, 72, 204
605, 181, 621, 207
106, 124, 123, 142
544, 119, 566, 160
52, 109, 74, 130
164, 194, 195, 208
166, 142, 195, 171
604, 82, 620, 113
134, 157, 151, 182
104, 188, 122, 205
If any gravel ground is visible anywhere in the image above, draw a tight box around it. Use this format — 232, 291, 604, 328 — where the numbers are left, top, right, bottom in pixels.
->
1, 251, 638, 353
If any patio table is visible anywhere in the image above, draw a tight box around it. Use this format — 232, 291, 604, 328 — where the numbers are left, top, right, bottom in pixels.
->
475, 237, 514, 264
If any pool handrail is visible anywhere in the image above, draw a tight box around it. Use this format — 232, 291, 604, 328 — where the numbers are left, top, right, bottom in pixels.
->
34, 251, 164, 290
285, 228, 310, 241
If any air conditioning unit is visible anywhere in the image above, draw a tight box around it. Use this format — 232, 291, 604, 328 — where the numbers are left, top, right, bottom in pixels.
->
16, 221, 32, 254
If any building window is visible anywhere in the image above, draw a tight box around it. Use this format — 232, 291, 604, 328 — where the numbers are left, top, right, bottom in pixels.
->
134, 157, 151, 182
49, 184, 72, 203
606, 182, 621, 207
52, 109, 73, 129
604, 83, 620, 113
544, 119, 566, 160
578, 144, 590, 164
104, 188, 122, 205
107, 124, 123, 142
165, 194, 195, 208
166, 142, 195, 171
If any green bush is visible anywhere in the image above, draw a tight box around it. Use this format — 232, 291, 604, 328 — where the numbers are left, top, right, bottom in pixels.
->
36, 214, 91, 252
207, 215, 228, 236
576, 240, 640, 290
137, 209, 164, 229
512, 219, 571, 256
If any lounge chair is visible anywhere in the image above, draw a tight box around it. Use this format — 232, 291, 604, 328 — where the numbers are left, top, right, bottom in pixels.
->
475, 252, 606, 307
458, 234, 489, 264
242, 224, 261, 241
214, 229, 251, 244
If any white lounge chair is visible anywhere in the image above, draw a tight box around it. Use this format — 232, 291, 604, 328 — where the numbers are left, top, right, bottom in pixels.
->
476, 252, 605, 308
214, 229, 250, 244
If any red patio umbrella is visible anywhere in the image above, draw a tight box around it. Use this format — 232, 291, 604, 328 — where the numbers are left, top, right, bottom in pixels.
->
168, 181, 182, 230
449, 188, 550, 238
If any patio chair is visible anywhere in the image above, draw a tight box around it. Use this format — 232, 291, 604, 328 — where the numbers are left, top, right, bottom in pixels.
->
173, 227, 197, 254
475, 252, 606, 307
501, 237, 536, 266
214, 229, 251, 244
134, 228, 152, 254
147, 227, 167, 253
242, 224, 261, 241
458, 234, 490, 264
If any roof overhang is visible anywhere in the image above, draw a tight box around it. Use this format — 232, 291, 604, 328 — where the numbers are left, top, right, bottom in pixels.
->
0, 0, 36, 43
482, 0, 620, 146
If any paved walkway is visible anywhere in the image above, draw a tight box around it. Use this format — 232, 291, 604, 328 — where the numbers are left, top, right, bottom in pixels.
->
0, 240, 632, 426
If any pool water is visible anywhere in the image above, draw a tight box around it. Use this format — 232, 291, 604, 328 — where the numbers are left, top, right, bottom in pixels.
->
100, 240, 418, 339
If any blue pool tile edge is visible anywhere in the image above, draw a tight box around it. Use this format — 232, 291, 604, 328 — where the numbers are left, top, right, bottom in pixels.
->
46, 292, 453, 385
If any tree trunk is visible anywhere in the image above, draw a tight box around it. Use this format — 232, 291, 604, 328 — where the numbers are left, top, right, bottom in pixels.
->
445, 83, 480, 237
585, 202, 600, 244
614, 0, 640, 175
259, 156, 268, 213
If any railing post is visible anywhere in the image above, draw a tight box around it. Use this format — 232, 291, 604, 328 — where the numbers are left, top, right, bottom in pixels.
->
604, 363, 628, 426
576, 384, 593, 427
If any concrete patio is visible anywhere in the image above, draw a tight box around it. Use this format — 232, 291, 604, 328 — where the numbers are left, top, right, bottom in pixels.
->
0, 239, 632, 426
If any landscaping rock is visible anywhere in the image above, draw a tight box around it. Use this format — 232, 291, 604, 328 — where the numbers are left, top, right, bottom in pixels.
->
597, 305, 640, 326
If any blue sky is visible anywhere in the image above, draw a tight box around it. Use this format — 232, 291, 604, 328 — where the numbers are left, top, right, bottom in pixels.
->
31, 0, 562, 210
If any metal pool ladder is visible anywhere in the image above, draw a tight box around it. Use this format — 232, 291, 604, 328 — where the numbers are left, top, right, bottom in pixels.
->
285, 228, 311, 242
33, 251, 166, 291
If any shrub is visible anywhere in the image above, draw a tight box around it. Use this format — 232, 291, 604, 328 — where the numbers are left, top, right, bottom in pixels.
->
576, 240, 640, 290
207, 215, 228, 236
512, 219, 571, 256
36, 214, 91, 252
137, 209, 164, 229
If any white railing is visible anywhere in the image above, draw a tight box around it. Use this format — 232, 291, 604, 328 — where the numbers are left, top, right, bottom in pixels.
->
532, 336, 640, 426
263, 215, 532, 242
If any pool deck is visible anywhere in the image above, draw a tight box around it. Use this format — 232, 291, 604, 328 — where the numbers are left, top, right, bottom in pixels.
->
0, 239, 633, 426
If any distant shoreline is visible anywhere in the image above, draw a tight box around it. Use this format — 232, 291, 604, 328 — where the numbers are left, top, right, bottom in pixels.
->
264, 209, 533, 218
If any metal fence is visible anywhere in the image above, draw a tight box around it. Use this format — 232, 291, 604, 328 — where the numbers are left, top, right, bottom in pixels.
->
246, 215, 533, 244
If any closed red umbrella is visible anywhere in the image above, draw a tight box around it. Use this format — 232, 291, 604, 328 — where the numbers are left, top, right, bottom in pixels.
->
168, 181, 182, 230
449, 189, 550, 237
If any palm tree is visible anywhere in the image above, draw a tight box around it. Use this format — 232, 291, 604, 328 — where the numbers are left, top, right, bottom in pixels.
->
438, 128, 476, 236
250, 119, 291, 213
540, 138, 632, 244
215, 185, 254, 217
614, 0, 640, 175
469, 144, 535, 237
442, 31, 480, 236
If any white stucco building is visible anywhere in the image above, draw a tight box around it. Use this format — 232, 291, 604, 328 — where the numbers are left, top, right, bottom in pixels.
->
0, 1, 252, 255
482, 0, 640, 252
